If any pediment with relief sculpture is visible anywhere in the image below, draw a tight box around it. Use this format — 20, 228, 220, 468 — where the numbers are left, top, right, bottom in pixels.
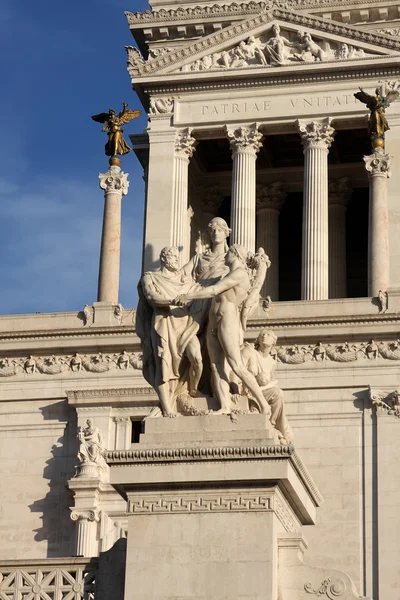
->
126, 8, 400, 81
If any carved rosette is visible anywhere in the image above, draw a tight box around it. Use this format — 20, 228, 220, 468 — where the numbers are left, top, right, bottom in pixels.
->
364, 151, 392, 178
99, 166, 129, 196
174, 128, 197, 160
256, 182, 286, 212
225, 123, 263, 156
297, 118, 335, 151
328, 178, 351, 207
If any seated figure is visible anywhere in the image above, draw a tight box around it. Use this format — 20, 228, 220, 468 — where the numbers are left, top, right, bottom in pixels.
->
241, 329, 293, 443
78, 419, 107, 468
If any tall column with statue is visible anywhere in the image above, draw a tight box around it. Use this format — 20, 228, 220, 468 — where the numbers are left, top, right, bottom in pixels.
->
354, 86, 398, 297
225, 123, 263, 252
297, 118, 335, 301
91, 102, 140, 304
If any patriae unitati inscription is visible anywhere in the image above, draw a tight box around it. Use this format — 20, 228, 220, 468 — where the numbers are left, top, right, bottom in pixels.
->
175, 92, 360, 125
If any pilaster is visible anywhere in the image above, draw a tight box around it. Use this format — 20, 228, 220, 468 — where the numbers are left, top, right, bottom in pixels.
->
298, 118, 335, 301
226, 123, 263, 252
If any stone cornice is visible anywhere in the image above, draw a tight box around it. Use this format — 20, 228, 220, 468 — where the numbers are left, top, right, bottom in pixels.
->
143, 63, 400, 94
108, 444, 323, 506
126, 0, 400, 26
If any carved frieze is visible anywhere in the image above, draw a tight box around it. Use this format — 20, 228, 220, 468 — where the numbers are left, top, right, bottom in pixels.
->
2, 339, 400, 379
0, 351, 142, 378
180, 29, 372, 74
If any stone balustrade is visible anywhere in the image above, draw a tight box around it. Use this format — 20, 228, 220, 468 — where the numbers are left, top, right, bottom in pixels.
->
0, 558, 97, 600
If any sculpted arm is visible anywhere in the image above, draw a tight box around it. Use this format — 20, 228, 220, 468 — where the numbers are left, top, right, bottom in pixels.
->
141, 273, 174, 307
175, 270, 243, 304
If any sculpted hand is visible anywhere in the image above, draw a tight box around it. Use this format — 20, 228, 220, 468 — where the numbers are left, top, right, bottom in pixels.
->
173, 294, 190, 306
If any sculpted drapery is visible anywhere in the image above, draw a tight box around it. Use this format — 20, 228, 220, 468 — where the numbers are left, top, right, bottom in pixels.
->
136, 216, 291, 442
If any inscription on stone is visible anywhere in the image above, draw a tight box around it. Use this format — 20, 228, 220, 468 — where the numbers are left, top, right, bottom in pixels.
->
176, 92, 360, 125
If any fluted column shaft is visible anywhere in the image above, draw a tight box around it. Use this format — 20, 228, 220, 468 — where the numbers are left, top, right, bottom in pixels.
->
226, 123, 263, 252
364, 151, 391, 296
172, 128, 197, 267
97, 166, 129, 304
329, 178, 350, 298
71, 510, 100, 557
256, 183, 285, 299
298, 119, 335, 300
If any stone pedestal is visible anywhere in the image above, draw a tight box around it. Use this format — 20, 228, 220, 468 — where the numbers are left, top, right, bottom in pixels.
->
109, 415, 322, 600
364, 150, 391, 297
328, 178, 351, 299
256, 183, 286, 299
98, 165, 129, 304
298, 119, 335, 300
226, 123, 263, 252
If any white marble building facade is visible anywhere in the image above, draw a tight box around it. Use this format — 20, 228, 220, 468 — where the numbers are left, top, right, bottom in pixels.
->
1, 0, 400, 599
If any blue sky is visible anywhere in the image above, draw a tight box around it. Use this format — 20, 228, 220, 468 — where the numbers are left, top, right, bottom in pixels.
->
0, 0, 150, 315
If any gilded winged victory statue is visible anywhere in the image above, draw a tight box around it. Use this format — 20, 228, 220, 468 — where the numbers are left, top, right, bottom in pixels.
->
91, 102, 141, 157
354, 87, 399, 148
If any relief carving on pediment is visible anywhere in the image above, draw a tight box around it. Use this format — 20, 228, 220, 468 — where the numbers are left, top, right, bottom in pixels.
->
180, 26, 370, 73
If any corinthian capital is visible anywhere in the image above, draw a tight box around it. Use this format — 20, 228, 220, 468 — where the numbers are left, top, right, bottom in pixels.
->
70, 509, 100, 523
99, 165, 129, 196
225, 122, 263, 155
364, 151, 392, 178
297, 118, 335, 150
328, 177, 351, 207
256, 182, 286, 211
175, 128, 197, 159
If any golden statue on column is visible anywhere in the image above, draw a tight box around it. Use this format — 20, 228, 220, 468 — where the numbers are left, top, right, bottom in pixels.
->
91, 101, 141, 165
354, 86, 399, 149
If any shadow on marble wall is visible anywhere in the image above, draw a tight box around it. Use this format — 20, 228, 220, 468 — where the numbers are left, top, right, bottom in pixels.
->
352, 389, 379, 600
97, 539, 127, 600
28, 402, 78, 558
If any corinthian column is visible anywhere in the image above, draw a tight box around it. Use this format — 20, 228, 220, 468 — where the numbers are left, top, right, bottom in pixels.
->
97, 165, 129, 304
256, 183, 286, 300
70, 509, 100, 557
297, 118, 335, 300
364, 150, 391, 296
173, 128, 197, 266
329, 178, 351, 299
225, 123, 263, 252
